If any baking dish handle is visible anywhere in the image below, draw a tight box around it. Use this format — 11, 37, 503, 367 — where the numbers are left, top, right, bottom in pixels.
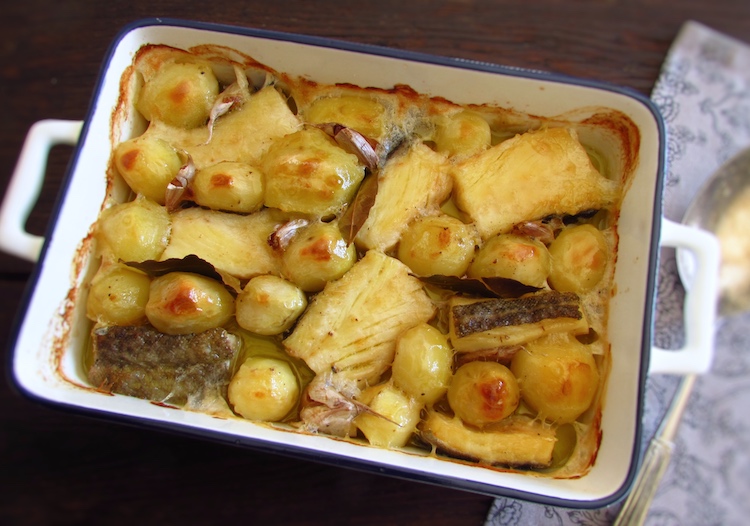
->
0, 119, 83, 263
650, 218, 720, 375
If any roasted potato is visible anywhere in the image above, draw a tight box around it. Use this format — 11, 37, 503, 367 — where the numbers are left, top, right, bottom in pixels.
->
447, 361, 520, 427
228, 356, 300, 422
467, 233, 550, 287
236, 275, 307, 335
191, 161, 265, 214
281, 220, 357, 292
397, 215, 480, 277
86, 263, 151, 326
548, 224, 608, 293
136, 60, 219, 129
432, 110, 491, 158
261, 127, 365, 216
391, 323, 453, 406
511, 334, 599, 424
113, 136, 182, 204
145, 272, 235, 335
95, 196, 171, 263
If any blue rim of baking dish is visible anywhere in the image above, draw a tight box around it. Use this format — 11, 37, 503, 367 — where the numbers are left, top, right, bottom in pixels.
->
5, 16, 666, 510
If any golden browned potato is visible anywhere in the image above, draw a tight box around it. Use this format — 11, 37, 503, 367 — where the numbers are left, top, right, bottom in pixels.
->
281, 221, 357, 292
136, 60, 219, 129
114, 136, 183, 204
510, 334, 600, 424
432, 111, 491, 158
95, 196, 171, 263
447, 361, 520, 427
261, 127, 365, 216
145, 272, 235, 335
86, 263, 151, 325
397, 215, 480, 277
191, 161, 265, 213
548, 224, 608, 293
235, 275, 307, 335
391, 323, 453, 406
228, 356, 299, 422
467, 233, 550, 287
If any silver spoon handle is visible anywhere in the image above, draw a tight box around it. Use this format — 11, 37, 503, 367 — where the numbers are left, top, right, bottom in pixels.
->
613, 374, 696, 526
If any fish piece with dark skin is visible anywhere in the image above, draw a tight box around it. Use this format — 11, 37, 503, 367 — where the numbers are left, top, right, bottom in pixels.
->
88, 324, 241, 410
451, 291, 583, 338
448, 291, 590, 352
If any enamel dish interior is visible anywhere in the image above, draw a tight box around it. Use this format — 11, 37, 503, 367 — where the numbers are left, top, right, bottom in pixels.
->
10, 19, 663, 507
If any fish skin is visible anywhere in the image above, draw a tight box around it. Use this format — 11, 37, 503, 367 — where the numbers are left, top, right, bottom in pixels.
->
89, 325, 241, 408
452, 291, 582, 338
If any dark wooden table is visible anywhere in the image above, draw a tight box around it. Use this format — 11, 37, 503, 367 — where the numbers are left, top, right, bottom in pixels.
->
1, 2, 748, 525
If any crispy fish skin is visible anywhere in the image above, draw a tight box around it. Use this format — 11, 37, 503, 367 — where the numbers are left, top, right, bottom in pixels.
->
448, 291, 589, 352
89, 325, 241, 408
451, 291, 583, 338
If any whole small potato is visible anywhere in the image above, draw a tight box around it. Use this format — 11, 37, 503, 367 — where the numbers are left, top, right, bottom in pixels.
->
96, 197, 171, 263
397, 215, 480, 277
191, 161, 265, 214
228, 356, 300, 422
548, 224, 608, 293
136, 60, 219, 129
114, 136, 182, 204
433, 111, 491, 158
236, 275, 307, 335
86, 263, 151, 325
261, 127, 365, 217
391, 323, 453, 405
145, 272, 234, 335
282, 221, 356, 292
511, 335, 600, 424
447, 361, 520, 427
468, 233, 550, 287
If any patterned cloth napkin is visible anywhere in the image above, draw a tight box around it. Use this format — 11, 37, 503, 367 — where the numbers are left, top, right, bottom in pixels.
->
485, 20, 750, 526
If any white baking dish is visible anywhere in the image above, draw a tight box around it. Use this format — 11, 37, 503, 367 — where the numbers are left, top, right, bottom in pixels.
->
0, 18, 720, 508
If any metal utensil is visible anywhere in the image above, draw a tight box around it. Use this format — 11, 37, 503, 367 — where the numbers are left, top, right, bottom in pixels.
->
614, 148, 749, 524
678, 145, 750, 317
612, 374, 696, 526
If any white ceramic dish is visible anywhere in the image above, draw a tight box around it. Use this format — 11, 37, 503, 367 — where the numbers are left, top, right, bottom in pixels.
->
0, 18, 720, 508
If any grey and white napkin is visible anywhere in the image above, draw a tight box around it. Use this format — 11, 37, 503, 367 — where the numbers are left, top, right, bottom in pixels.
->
485, 20, 750, 526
